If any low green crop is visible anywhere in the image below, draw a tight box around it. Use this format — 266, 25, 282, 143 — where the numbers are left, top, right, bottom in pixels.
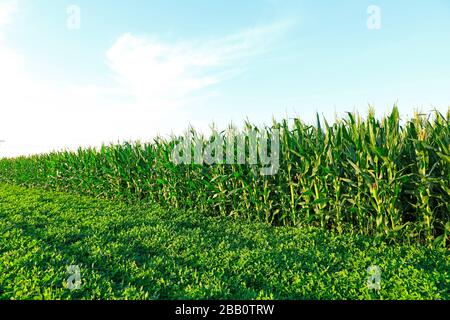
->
0, 107, 449, 246
0, 184, 448, 300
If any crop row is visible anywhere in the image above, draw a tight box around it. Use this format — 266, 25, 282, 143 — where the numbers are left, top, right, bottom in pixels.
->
0, 107, 449, 245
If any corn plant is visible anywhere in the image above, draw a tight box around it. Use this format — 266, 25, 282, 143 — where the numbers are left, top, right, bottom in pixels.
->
0, 107, 448, 246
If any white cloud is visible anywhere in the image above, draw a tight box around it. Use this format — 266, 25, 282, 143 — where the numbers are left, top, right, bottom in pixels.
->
106, 20, 292, 108
106, 34, 219, 108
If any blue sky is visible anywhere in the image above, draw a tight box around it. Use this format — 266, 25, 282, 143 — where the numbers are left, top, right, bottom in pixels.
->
0, 0, 449, 156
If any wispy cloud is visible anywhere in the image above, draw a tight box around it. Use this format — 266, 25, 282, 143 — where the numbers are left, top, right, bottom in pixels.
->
106, 20, 293, 108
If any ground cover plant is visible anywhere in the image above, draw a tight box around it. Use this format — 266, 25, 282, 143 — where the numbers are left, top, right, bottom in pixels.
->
0, 107, 449, 246
0, 184, 448, 300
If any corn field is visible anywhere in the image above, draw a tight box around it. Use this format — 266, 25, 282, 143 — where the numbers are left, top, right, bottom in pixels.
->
0, 107, 449, 246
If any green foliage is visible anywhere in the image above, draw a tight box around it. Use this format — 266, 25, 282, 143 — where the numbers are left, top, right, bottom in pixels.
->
0, 184, 448, 300
0, 107, 449, 245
